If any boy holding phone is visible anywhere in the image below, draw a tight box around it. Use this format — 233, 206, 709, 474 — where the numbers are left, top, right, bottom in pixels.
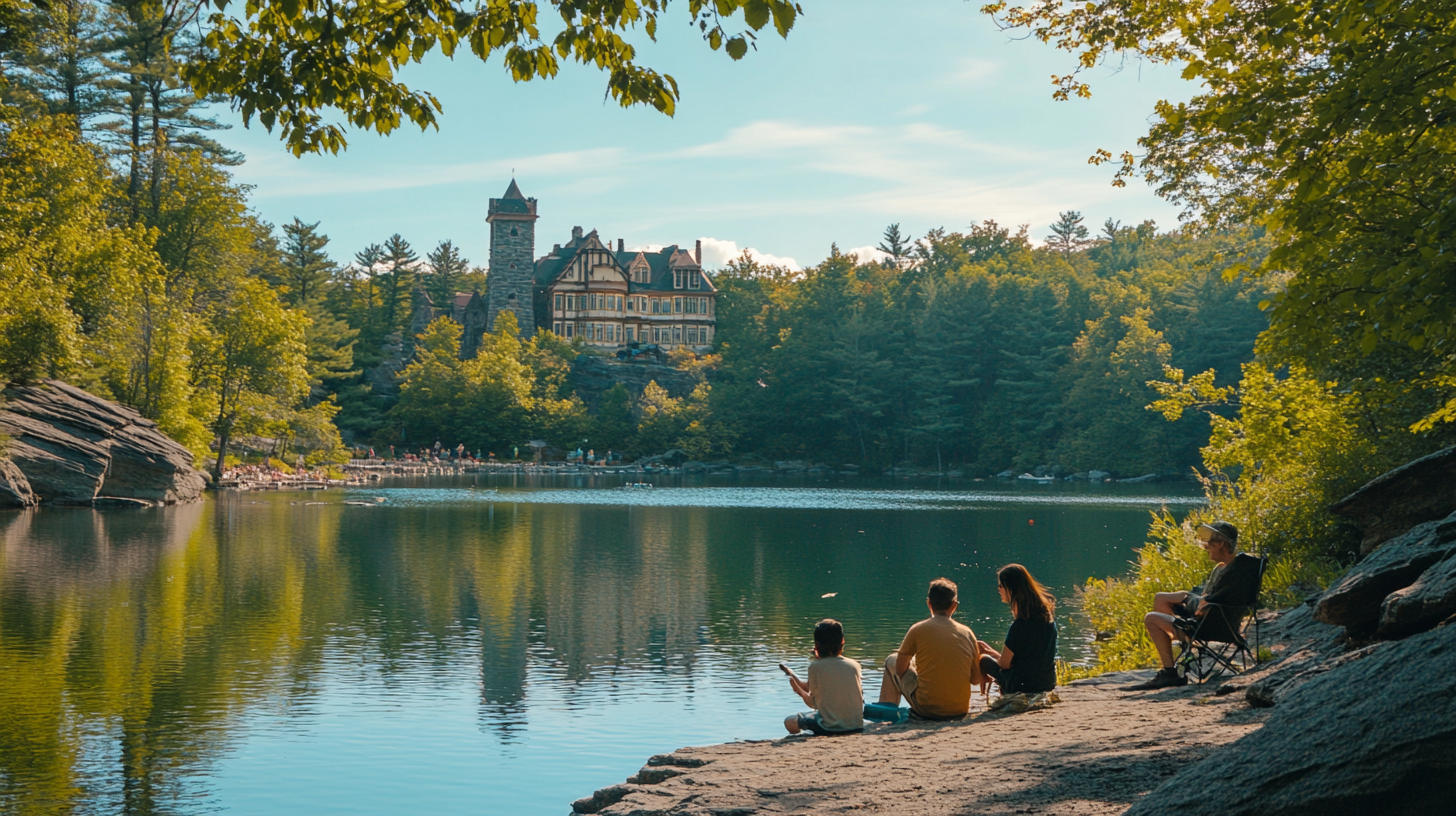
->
782, 619, 864, 736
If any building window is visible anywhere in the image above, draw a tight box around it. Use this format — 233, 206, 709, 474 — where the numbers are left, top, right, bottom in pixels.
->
596, 323, 604, 341
674, 297, 683, 313
652, 327, 660, 342
690, 272, 700, 289
626, 326, 634, 341
651, 299, 660, 314
685, 299, 697, 315
564, 324, 573, 338
554, 322, 562, 335
554, 293, 562, 311
673, 270, 682, 289
673, 326, 682, 342
687, 327, 698, 344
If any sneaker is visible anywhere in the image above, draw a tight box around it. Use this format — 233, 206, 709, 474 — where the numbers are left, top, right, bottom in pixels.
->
1125, 668, 1188, 691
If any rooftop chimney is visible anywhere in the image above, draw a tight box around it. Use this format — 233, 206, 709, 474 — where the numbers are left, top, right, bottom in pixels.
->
618, 238, 624, 253
695, 239, 702, 265
571, 225, 583, 241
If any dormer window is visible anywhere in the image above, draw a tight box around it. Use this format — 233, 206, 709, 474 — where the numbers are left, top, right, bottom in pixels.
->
674, 270, 683, 289
689, 271, 700, 289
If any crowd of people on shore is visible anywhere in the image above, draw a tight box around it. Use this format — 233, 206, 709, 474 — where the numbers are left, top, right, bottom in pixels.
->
782, 521, 1259, 736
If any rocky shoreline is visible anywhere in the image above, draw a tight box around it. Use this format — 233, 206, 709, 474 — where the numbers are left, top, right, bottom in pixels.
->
0, 380, 206, 508
568, 450, 1456, 816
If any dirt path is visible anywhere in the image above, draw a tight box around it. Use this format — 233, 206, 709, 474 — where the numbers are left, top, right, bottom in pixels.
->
571, 672, 1269, 816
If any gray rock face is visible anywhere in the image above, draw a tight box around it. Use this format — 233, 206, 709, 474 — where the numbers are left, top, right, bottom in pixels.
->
1127, 622, 1456, 816
568, 355, 698, 412
1331, 444, 1456, 554
0, 457, 35, 507
1314, 515, 1456, 636
0, 380, 205, 506
1380, 551, 1456, 638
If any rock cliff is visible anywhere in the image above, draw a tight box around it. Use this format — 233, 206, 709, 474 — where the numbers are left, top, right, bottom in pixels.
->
0, 380, 206, 508
568, 355, 699, 411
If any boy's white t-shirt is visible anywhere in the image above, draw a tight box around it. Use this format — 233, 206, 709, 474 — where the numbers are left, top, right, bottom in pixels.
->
808, 655, 864, 731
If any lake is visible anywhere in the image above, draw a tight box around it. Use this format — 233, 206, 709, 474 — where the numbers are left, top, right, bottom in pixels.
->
0, 476, 1202, 815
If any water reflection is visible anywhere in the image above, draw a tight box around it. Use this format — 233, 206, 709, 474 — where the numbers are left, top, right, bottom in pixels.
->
0, 482, 1195, 815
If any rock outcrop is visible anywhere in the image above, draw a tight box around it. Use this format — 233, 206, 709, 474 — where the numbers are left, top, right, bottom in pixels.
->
0, 457, 34, 508
1314, 514, 1456, 638
1126, 621, 1456, 816
1331, 444, 1456, 554
0, 380, 206, 507
569, 354, 699, 411
1131, 456, 1456, 816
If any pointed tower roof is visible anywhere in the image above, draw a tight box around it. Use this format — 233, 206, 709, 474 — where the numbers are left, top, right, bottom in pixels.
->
503, 178, 525, 199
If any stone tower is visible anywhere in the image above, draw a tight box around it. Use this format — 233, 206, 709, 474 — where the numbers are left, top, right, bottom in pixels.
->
485, 179, 538, 336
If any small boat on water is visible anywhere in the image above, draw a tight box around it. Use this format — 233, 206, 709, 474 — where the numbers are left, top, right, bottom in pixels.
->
620, 483, 653, 490
1017, 473, 1055, 484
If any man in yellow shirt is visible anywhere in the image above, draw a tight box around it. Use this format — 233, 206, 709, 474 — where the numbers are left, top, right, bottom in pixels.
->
878, 577, 983, 719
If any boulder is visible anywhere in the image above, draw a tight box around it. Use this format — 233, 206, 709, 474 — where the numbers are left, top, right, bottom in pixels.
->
0, 457, 35, 507
1331, 445, 1456, 554
0, 380, 205, 506
1314, 515, 1456, 635
1088, 469, 1110, 480
1379, 550, 1456, 638
1126, 622, 1456, 816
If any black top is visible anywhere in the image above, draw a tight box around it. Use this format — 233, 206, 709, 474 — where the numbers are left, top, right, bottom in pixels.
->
1004, 618, 1058, 693
1192, 552, 1264, 612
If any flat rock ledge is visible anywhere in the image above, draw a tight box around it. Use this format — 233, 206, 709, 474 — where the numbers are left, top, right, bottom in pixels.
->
0, 379, 206, 508
570, 679, 1267, 816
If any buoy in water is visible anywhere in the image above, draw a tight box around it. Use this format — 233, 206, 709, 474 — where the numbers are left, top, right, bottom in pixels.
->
1028, 519, 1035, 525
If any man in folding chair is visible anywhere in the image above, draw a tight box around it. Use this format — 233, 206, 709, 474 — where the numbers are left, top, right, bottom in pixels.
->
1127, 520, 1263, 691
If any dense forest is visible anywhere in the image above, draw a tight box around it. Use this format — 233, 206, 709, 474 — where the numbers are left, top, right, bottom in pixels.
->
0, 1, 1278, 483
706, 218, 1269, 476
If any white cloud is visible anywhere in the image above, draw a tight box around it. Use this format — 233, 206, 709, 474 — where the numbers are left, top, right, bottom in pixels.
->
697, 237, 800, 271
843, 245, 892, 265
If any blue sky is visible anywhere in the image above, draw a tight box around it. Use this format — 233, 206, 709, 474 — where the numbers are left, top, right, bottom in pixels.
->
214, 1, 1194, 271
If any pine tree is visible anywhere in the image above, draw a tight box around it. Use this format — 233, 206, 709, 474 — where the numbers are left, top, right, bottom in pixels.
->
1046, 210, 1091, 255
425, 239, 470, 307
379, 233, 417, 336
877, 223, 914, 264
99, 0, 240, 223
4, 0, 115, 133
277, 218, 336, 307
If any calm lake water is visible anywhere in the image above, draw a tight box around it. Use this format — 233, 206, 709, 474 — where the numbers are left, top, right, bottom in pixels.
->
0, 476, 1201, 815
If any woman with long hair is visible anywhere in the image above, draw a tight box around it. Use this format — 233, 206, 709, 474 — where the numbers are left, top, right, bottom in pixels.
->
976, 564, 1059, 695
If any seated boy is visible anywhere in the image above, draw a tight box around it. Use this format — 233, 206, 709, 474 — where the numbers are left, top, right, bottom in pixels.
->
784, 619, 865, 736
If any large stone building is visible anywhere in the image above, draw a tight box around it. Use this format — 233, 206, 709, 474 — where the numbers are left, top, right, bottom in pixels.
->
482, 181, 717, 349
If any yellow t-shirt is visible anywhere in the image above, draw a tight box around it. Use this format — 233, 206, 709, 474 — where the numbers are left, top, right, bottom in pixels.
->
897, 615, 980, 718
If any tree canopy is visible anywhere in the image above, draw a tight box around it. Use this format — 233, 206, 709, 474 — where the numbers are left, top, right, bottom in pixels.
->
984, 0, 1456, 428
186, 0, 804, 154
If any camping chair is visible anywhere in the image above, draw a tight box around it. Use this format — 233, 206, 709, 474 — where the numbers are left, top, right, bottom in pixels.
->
1173, 555, 1268, 684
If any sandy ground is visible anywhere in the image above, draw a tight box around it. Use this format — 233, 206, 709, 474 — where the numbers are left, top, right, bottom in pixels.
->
571, 671, 1270, 816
